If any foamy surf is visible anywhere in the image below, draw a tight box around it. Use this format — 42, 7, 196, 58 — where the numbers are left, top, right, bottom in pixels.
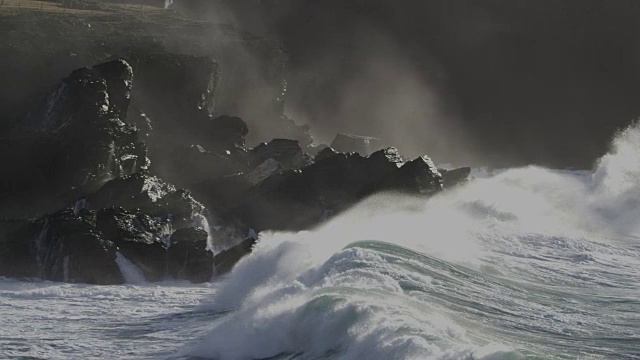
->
3, 124, 640, 360
188, 123, 640, 359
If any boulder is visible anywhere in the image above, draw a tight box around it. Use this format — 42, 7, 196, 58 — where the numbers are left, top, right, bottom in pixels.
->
330, 133, 382, 156
0, 59, 148, 218
314, 146, 338, 161
440, 167, 472, 188
86, 173, 206, 230
398, 156, 443, 195
167, 227, 214, 283
0, 206, 218, 284
229, 148, 443, 231
96, 207, 170, 282
0, 209, 125, 285
213, 237, 257, 275
202, 115, 249, 151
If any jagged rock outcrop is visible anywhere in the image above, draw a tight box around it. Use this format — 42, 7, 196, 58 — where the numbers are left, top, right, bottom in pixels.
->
397, 156, 443, 195
0, 206, 215, 284
216, 147, 443, 231
86, 173, 206, 230
167, 227, 214, 283
314, 146, 338, 161
0, 59, 148, 218
213, 237, 257, 275
96, 207, 170, 282
0, 210, 124, 285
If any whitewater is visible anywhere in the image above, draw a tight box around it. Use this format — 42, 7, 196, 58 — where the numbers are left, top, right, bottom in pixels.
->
3, 125, 640, 359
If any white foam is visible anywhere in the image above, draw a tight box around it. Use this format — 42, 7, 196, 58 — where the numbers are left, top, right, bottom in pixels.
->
189, 122, 640, 359
115, 252, 146, 284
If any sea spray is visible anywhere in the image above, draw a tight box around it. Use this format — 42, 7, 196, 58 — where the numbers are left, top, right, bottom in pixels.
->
115, 252, 146, 284
189, 123, 640, 359
192, 214, 215, 252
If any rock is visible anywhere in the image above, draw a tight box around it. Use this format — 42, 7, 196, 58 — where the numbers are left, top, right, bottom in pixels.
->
130, 53, 219, 129
213, 237, 257, 275
330, 133, 382, 156
369, 147, 405, 168
0, 59, 148, 218
167, 227, 214, 283
398, 156, 443, 195
127, 54, 233, 184
245, 159, 284, 185
440, 167, 472, 188
92, 59, 134, 121
0, 206, 217, 284
96, 207, 169, 282
203, 115, 249, 151
314, 146, 338, 161
0, 219, 40, 280
231, 148, 443, 231
250, 138, 306, 169
159, 143, 249, 189
0, 209, 125, 285
86, 173, 206, 230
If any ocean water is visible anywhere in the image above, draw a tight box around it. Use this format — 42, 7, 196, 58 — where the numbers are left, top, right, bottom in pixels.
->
3, 124, 640, 359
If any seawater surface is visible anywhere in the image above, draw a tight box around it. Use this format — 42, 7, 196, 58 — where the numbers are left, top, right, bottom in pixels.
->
4, 124, 640, 359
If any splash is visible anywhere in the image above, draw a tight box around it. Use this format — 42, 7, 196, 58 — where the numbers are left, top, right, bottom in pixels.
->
115, 252, 146, 284
188, 122, 640, 359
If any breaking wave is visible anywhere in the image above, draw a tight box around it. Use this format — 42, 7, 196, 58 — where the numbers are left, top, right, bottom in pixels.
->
189, 123, 640, 359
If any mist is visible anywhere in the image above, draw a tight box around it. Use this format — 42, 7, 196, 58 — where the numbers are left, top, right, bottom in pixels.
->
199, 0, 640, 168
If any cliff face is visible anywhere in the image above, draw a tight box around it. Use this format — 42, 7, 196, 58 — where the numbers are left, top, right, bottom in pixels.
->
0, 3, 288, 146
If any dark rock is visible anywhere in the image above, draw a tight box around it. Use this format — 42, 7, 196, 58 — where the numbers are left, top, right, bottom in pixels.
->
0, 209, 125, 285
159, 143, 249, 189
245, 159, 284, 185
250, 138, 305, 169
167, 227, 214, 283
314, 146, 338, 161
0, 219, 40, 279
440, 167, 472, 188
330, 133, 382, 156
230, 148, 443, 231
0, 206, 216, 284
369, 147, 405, 167
0, 59, 147, 218
127, 54, 234, 185
213, 237, 257, 275
130, 53, 219, 126
92, 59, 134, 121
398, 156, 443, 195
203, 115, 249, 150
86, 173, 206, 230
96, 207, 169, 282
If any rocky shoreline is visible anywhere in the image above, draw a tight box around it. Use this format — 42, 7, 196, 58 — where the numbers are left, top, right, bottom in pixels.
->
0, 55, 470, 285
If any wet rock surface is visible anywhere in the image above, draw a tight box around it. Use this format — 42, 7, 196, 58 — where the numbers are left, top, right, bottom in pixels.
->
1, 56, 467, 283
1, 60, 148, 218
